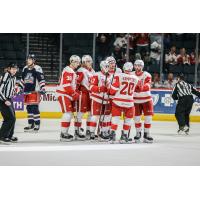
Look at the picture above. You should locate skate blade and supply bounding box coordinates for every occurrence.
[143,139,153,143]
[24,130,38,133]
[177,130,189,135]
[185,131,189,135]
[110,140,118,144]
[10,141,18,143]
[74,137,86,141]
[90,139,98,142]
[24,130,34,133]
[85,136,91,140]
[98,137,109,142]
[90,136,98,141]
[33,130,39,133]
[119,140,133,144]
[177,130,184,134]
[0,141,11,145]
[134,139,141,143]
[60,138,73,142]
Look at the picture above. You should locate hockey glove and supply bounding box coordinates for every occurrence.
[99,86,107,93]
[39,88,46,95]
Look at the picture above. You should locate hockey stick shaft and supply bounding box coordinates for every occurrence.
[96,73,109,135]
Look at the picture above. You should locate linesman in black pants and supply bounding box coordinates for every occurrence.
[172,73,200,134]
[0,63,19,144]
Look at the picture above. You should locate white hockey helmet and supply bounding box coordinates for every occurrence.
[106,56,116,64]
[134,59,144,68]
[69,55,81,63]
[82,55,93,63]
[100,60,109,73]
[123,62,133,72]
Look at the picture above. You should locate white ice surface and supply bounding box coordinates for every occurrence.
[0,119,200,166]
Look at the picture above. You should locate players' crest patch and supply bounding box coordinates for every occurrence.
[152,94,159,106]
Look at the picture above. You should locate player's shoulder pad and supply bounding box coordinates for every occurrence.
[116,67,122,73]
[131,73,139,79]
[77,67,86,73]
[116,72,124,77]
[95,71,101,75]
[91,69,95,74]
[22,65,28,72]
[34,65,43,73]
[144,71,152,78]
[63,66,74,73]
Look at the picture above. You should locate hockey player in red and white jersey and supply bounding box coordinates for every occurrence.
[132,59,154,143]
[75,55,95,139]
[105,56,122,132]
[109,62,139,143]
[56,55,83,141]
[89,61,112,140]
[106,56,122,76]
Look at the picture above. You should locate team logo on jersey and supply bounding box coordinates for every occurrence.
[24,73,34,84]
[151,94,159,106]
[100,76,106,85]
[161,94,174,107]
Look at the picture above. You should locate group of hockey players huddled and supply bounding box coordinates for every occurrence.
[56,55,154,144]
[14,53,153,144]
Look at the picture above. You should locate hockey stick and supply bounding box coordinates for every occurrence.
[97,65,118,136]
[96,72,109,136]
[100,67,117,135]
[74,96,80,136]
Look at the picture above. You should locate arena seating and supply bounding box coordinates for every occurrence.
[0,33,199,85]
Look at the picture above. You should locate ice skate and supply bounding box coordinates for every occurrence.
[119,131,132,144]
[98,131,110,142]
[85,130,91,140]
[74,129,86,141]
[24,124,35,132]
[9,137,18,142]
[0,138,11,145]
[60,133,73,142]
[33,125,40,133]
[134,132,141,143]
[90,132,98,140]
[178,126,189,135]
[184,126,190,135]
[143,132,153,143]
[109,130,116,144]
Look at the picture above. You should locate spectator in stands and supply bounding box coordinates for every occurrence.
[190,51,196,65]
[165,46,177,65]
[177,48,190,65]
[164,34,171,49]
[113,34,127,53]
[150,38,161,65]
[163,73,176,88]
[113,34,126,47]
[149,33,162,43]
[151,72,163,88]
[135,33,150,57]
[126,33,137,56]
[96,34,112,70]
[143,52,151,65]
[111,45,126,67]
[135,53,141,60]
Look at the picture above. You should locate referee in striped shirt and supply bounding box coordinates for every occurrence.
[172,73,200,134]
[0,63,19,143]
